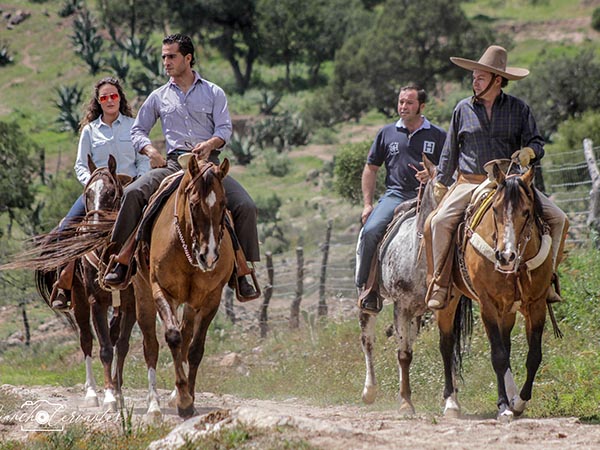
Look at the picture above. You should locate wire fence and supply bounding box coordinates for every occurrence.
[230,140,599,327]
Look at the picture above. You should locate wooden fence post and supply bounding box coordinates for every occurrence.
[318,220,332,317]
[259,251,274,338]
[289,246,303,328]
[223,286,235,324]
[583,138,600,246]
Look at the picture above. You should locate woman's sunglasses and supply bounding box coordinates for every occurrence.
[98,93,120,103]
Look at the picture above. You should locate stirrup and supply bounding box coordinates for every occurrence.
[102,255,134,291]
[233,269,261,302]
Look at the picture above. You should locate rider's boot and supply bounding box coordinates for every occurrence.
[50,260,76,311]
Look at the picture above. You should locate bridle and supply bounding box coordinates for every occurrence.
[173,161,226,269]
[491,175,534,274]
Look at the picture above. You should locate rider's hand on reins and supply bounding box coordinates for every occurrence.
[511,147,535,167]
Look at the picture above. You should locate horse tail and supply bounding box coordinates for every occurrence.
[547,303,563,339]
[452,294,473,380]
[34,268,78,332]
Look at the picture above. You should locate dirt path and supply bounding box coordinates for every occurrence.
[1,384,600,449]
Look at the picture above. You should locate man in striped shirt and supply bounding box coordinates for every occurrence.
[425,45,568,310]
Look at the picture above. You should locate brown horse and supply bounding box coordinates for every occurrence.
[134,156,234,419]
[436,163,559,422]
[71,155,138,411]
[34,155,136,410]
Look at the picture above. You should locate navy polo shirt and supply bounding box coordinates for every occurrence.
[367,117,446,197]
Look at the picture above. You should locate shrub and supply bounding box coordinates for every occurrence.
[592,7,600,32]
[0,41,13,66]
[54,84,83,134]
[58,0,83,17]
[71,8,104,74]
[264,150,291,177]
[252,112,310,152]
[333,141,385,205]
[228,132,256,166]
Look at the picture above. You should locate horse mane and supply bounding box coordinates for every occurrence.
[0,214,115,272]
[501,175,544,229]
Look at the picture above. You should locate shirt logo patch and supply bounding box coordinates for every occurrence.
[423,141,435,154]
[389,142,400,155]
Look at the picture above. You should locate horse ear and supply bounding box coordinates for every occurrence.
[521,165,535,186]
[219,158,230,178]
[108,154,117,176]
[422,154,436,179]
[117,174,133,187]
[187,153,200,177]
[492,163,505,184]
[87,154,97,173]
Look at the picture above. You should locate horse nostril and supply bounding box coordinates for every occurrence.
[495,250,502,262]
[508,253,516,262]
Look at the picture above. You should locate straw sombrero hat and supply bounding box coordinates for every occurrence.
[450,45,529,80]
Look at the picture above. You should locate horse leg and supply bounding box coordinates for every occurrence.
[186,304,220,406]
[134,280,161,419]
[168,304,194,408]
[360,311,378,404]
[436,293,461,417]
[480,304,513,422]
[511,300,546,416]
[153,286,195,419]
[113,287,137,407]
[499,314,518,410]
[90,299,118,412]
[394,303,418,415]
[73,282,99,407]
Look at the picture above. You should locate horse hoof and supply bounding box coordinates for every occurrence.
[362,386,377,404]
[167,389,177,408]
[145,408,162,424]
[104,400,118,412]
[498,409,514,423]
[398,401,415,416]
[84,395,99,408]
[443,396,461,418]
[509,395,527,416]
[177,404,197,419]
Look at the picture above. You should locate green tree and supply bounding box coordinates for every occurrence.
[331,0,497,118]
[97,0,167,40]
[511,47,600,140]
[256,0,369,87]
[0,122,43,236]
[168,0,260,94]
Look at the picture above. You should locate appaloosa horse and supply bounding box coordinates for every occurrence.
[436,162,563,422]
[134,155,235,419]
[359,156,465,413]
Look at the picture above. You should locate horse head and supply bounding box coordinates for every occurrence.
[181,155,229,271]
[490,163,536,273]
[84,154,130,225]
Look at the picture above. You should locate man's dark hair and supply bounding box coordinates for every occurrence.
[400,84,427,105]
[163,34,195,67]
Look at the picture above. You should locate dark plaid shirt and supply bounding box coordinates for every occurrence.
[437,91,545,186]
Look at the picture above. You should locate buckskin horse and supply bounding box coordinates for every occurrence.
[436,162,563,422]
[133,155,234,419]
[359,156,462,413]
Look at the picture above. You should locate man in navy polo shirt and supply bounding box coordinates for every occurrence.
[356,85,446,314]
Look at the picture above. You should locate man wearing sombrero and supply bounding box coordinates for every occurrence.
[424,45,568,309]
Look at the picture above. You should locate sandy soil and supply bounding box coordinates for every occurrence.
[1,384,600,449]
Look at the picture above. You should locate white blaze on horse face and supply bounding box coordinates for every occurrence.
[206,190,217,208]
[500,203,517,267]
[204,223,219,268]
[89,179,105,224]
